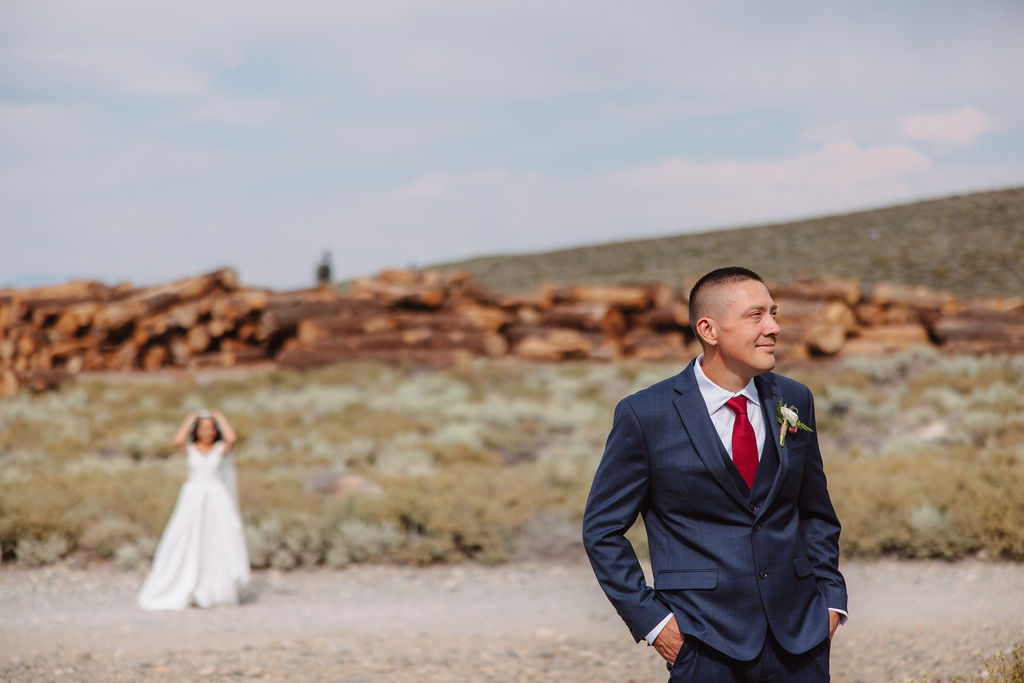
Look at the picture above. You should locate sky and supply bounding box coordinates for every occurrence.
[2,1,1022,290]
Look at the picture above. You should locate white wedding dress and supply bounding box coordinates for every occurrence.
[138,441,251,610]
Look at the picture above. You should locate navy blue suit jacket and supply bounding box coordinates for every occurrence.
[582,360,847,661]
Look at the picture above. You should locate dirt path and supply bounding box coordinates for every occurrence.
[2,557,1022,682]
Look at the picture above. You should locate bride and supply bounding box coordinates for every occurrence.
[138,410,251,610]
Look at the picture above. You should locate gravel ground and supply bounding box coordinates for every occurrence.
[1,557,1022,682]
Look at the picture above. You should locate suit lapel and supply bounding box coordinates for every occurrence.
[755,373,789,516]
[672,361,750,511]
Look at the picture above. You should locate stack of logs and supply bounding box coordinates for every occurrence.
[2,267,1022,396]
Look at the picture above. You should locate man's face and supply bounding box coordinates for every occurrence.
[708,279,781,378]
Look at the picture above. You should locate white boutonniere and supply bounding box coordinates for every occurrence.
[776,400,812,446]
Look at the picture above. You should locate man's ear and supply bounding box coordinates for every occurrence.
[695,317,717,347]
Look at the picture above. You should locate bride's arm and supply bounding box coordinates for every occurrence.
[212,410,238,453]
[174,412,198,454]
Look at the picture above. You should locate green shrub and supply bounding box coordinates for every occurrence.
[114,537,157,570]
[15,534,69,566]
[324,520,400,564]
[78,518,143,559]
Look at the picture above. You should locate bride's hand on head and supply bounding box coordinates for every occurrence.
[210,411,238,451]
[174,412,199,451]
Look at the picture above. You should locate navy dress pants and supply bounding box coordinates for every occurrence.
[667,632,830,683]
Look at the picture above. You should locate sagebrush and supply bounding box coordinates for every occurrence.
[2,349,1023,567]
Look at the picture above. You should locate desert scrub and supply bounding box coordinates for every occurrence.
[0,457,179,561]
[2,352,1024,565]
[829,445,1024,559]
[973,642,1024,683]
[791,351,1024,559]
[14,534,70,566]
[323,519,401,566]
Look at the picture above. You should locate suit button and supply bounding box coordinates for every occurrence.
[759,571,768,579]
[753,524,761,532]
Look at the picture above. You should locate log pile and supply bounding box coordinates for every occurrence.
[0,269,269,396]
[2,268,1022,396]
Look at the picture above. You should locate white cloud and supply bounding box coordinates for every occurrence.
[4,137,1022,290]
[3,45,209,99]
[6,2,1020,107]
[2,1,1024,289]
[327,142,944,275]
[596,143,932,216]
[900,107,993,147]
[174,94,295,129]
[0,102,98,155]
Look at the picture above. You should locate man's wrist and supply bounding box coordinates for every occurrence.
[828,607,849,625]
[645,613,674,644]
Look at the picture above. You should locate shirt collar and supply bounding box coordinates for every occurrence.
[693,354,760,413]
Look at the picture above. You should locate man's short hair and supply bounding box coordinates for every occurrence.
[688,266,765,336]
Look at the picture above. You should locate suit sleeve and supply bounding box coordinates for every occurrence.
[796,390,849,613]
[582,399,672,642]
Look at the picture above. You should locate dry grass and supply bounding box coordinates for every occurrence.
[2,350,1023,568]
[981,642,1024,683]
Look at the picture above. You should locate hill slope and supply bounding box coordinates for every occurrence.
[434,187,1024,298]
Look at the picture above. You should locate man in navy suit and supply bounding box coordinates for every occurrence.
[582,267,847,681]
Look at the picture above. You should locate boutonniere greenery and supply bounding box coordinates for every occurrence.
[776,400,812,446]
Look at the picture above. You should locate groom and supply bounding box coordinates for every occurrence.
[582,267,847,681]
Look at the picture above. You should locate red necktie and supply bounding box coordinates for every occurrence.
[725,396,758,489]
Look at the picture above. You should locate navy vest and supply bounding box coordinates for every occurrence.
[717,404,780,504]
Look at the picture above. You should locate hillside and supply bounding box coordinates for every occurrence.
[433,187,1024,298]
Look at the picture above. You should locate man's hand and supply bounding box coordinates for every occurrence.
[652,615,684,664]
[829,610,840,639]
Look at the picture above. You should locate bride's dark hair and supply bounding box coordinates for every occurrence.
[189,416,224,444]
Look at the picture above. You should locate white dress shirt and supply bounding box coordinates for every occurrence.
[693,353,766,463]
[644,355,846,645]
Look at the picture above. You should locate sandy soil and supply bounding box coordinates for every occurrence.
[2,557,1022,682]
